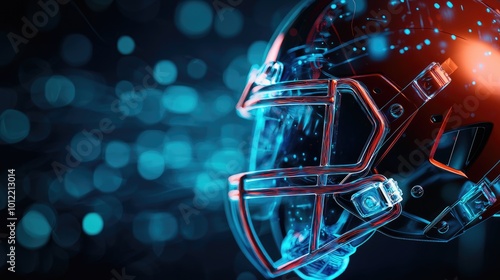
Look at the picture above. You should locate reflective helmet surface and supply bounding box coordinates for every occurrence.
[226,1,500,279]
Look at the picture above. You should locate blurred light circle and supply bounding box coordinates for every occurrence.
[52,213,81,248]
[82,212,104,236]
[85,0,114,12]
[153,60,177,85]
[136,89,165,125]
[138,150,165,180]
[163,139,192,169]
[175,1,213,37]
[148,212,178,242]
[70,131,102,162]
[0,109,30,143]
[61,34,93,67]
[18,210,52,249]
[133,212,178,243]
[223,55,250,91]
[162,85,198,114]
[180,213,208,240]
[117,35,135,55]
[93,164,123,193]
[187,58,207,79]
[64,168,93,198]
[247,40,268,65]
[44,75,76,107]
[136,130,165,153]
[115,80,134,97]
[214,95,234,115]
[214,8,244,38]
[105,141,131,168]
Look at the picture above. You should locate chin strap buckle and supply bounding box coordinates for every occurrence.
[351,178,403,218]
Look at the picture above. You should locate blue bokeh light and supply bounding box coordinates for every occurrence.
[175,1,213,37]
[105,141,131,168]
[138,150,165,180]
[64,168,94,198]
[187,58,207,79]
[133,212,178,243]
[247,40,268,65]
[153,60,178,85]
[164,139,193,169]
[93,164,123,193]
[214,8,244,38]
[61,34,93,66]
[117,35,135,55]
[18,210,52,249]
[82,212,104,236]
[162,85,198,114]
[0,109,30,143]
[44,75,76,107]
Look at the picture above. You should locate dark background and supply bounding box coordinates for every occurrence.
[0,1,500,280]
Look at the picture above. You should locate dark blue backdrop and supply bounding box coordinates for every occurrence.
[0,1,499,280]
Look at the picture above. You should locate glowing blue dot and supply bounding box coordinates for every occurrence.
[472,81,476,85]
[434,28,439,33]
[404,29,411,35]
[164,140,192,169]
[404,46,409,51]
[331,4,337,9]
[138,150,165,180]
[390,45,395,49]
[93,164,123,193]
[447,1,453,8]
[64,168,93,198]
[117,35,135,55]
[0,109,30,143]
[82,212,104,236]
[18,210,52,249]
[469,28,473,33]
[162,85,198,114]
[215,8,243,38]
[424,39,431,45]
[368,35,389,61]
[247,40,268,65]
[187,58,207,79]
[399,49,405,54]
[45,75,75,107]
[148,212,178,242]
[175,1,213,37]
[451,34,457,40]
[416,44,422,50]
[153,60,177,85]
[61,34,93,66]
[105,141,131,168]
[477,21,482,26]
[434,3,440,9]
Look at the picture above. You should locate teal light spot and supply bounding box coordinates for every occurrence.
[61,34,93,66]
[70,131,101,162]
[45,75,76,107]
[368,35,388,61]
[82,212,104,236]
[117,35,135,55]
[153,60,177,85]
[214,8,244,38]
[477,21,482,26]
[138,150,165,180]
[434,3,440,9]
[148,212,178,242]
[18,210,52,249]
[434,28,439,33]
[187,58,207,79]
[115,80,134,97]
[64,168,93,198]
[447,1,453,8]
[175,1,213,37]
[416,44,422,50]
[136,130,165,153]
[162,85,198,114]
[451,34,457,40]
[214,95,234,115]
[404,29,410,35]
[93,164,123,193]
[247,41,268,65]
[105,141,131,168]
[0,109,30,143]
[223,55,250,91]
[164,140,192,169]
[136,89,165,125]
[424,39,431,45]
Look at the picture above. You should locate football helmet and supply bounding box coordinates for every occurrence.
[226,1,500,279]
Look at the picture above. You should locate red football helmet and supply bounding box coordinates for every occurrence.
[226,1,500,279]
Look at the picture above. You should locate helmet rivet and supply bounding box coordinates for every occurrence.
[411,185,424,198]
[437,221,449,234]
[389,103,404,118]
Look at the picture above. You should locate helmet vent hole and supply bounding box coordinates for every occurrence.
[372,88,382,94]
[430,114,443,123]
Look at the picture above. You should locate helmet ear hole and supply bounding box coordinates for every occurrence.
[372,88,382,95]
